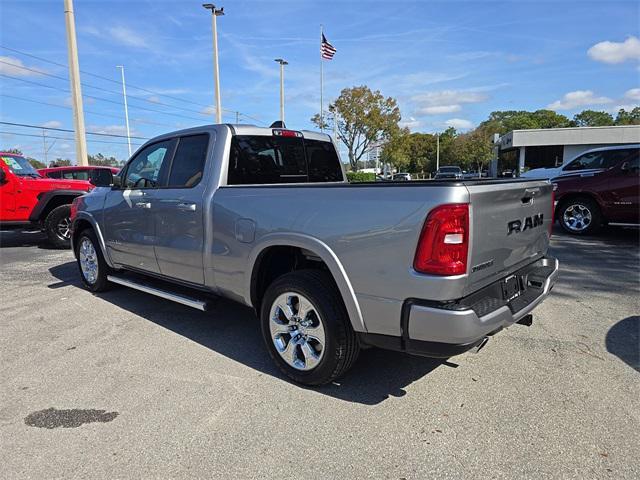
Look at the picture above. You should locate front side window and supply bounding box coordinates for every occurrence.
[123,140,174,188]
[167,134,209,188]
[228,135,307,185]
[564,151,608,171]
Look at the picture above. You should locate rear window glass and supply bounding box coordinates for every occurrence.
[228,135,342,185]
[228,136,307,185]
[305,139,343,182]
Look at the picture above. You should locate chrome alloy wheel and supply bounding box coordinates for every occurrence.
[79,237,99,284]
[269,292,326,371]
[57,217,71,239]
[563,203,592,232]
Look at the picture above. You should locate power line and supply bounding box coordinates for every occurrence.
[0,130,143,146]
[0,120,149,140]
[0,93,179,128]
[0,44,265,123]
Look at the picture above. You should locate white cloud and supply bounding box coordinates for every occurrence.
[445,118,473,130]
[399,117,422,130]
[41,121,62,129]
[587,36,640,64]
[624,88,640,101]
[547,90,613,110]
[87,125,131,136]
[201,105,217,116]
[412,90,488,116]
[108,26,149,48]
[0,56,43,77]
[147,96,161,104]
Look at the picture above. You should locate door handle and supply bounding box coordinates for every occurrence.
[176,202,196,211]
[134,201,151,209]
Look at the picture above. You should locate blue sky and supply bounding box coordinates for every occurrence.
[1,0,639,163]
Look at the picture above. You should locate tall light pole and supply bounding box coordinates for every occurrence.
[274,58,288,124]
[116,65,132,157]
[63,0,88,165]
[436,132,440,172]
[203,4,224,124]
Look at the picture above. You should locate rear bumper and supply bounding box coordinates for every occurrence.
[359,256,559,357]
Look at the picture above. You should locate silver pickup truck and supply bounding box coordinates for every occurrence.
[70,124,559,385]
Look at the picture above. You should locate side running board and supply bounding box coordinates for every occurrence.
[107,275,213,311]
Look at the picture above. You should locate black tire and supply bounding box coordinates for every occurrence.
[44,204,72,248]
[260,270,360,386]
[75,228,112,292]
[558,197,602,235]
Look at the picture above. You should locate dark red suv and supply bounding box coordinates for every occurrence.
[553,147,639,234]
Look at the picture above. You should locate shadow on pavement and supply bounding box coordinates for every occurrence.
[606,316,639,372]
[48,261,442,405]
[0,231,57,249]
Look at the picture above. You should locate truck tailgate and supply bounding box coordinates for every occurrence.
[464,180,553,295]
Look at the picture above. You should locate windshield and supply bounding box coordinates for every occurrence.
[1,154,41,177]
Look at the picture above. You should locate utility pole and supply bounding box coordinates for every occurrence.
[436,132,440,171]
[274,59,288,124]
[63,0,88,166]
[116,66,132,157]
[203,4,224,124]
[42,129,47,165]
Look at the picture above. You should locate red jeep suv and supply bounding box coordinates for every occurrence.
[553,146,639,235]
[0,152,93,247]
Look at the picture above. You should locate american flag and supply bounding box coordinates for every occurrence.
[321,33,336,60]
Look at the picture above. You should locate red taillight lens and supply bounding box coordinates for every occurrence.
[413,203,469,276]
[273,129,302,138]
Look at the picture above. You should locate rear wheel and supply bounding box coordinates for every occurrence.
[260,270,360,386]
[76,229,112,292]
[558,197,601,235]
[44,204,72,248]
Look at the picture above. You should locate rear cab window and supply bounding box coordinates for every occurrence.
[167,134,209,188]
[227,133,343,185]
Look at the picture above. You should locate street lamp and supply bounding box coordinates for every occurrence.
[202,4,224,124]
[116,65,132,157]
[274,58,288,124]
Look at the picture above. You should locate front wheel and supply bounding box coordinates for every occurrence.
[44,204,72,248]
[76,229,112,292]
[558,198,601,235]
[260,270,360,386]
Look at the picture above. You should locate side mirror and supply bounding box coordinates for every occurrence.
[90,170,114,187]
[0,169,6,184]
[111,175,122,188]
[620,162,630,172]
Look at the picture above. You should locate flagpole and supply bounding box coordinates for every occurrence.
[320,24,324,133]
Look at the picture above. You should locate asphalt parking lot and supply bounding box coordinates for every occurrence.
[1,226,638,479]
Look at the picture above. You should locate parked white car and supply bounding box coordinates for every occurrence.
[520,144,640,180]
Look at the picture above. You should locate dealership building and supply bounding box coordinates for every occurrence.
[493,125,640,175]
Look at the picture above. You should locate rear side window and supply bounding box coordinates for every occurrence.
[46,170,62,178]
[305,139,342,182]
[167,134,209,188]
[228,135,307,185]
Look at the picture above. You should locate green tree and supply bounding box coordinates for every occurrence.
[311,85,401,171]
[573,110,615,127]
[28,158,46,169]
[479,109,573,134]
[1,148,23,155]
[50,158,72,167]
[615,107,640,125]
[88,152,121,166]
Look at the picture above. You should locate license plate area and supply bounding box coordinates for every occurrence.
[501,274,524,301]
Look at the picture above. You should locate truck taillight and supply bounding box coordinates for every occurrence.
[414,204,469,276]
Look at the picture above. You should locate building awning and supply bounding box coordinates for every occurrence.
[498,125,640,149]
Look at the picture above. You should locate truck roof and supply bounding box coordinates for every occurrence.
[146,124,333,144]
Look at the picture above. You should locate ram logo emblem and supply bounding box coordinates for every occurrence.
[508,214,544,235]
